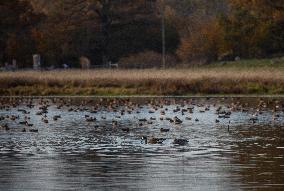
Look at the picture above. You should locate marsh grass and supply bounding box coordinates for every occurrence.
[0,67,284,96]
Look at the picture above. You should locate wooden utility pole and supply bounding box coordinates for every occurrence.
[161,0,166,69]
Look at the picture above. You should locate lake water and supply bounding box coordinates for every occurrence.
[0,97,283,190]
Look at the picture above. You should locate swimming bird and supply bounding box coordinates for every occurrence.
[42,119,49,124]
[166,117,174,123]
[53,115,61,121]
[29,129,39,133]
[121,127,130,132]
[141,136,166,144]
[0,124,9,131]
[112,120,118,126]
[86,117,96,122]
[173,139,188,146]
[19,121,27,125]
[185,117,192,120]
[174,116,183,124]
[139,118,147,122]
[160,128,170,132]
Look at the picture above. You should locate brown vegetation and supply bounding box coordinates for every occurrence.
[1,67,284,96]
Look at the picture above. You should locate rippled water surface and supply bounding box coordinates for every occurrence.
[0,97,284,190]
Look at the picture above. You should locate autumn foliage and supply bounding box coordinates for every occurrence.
[177,18,224,64]
[0,0,283,68]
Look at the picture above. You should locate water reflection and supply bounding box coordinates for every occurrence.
[230,125,284,189]
[0,97,283,190]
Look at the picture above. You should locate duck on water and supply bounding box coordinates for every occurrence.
[141,136,188,146]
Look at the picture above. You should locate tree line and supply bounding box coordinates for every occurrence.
[0,0,283,68]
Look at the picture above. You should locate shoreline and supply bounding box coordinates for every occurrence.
[1,63,284,96]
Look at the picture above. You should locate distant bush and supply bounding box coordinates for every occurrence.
[119,51,177,69]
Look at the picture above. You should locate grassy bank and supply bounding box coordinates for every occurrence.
[208,57,284,68]
[1,59,284,96]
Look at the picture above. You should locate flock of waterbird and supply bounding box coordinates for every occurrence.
[0,97,283,146]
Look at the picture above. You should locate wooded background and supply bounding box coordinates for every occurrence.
[0,0,283,68]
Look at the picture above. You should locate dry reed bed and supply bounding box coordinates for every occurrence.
[0,68,284,95]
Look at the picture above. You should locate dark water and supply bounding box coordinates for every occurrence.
[0,97,284,190]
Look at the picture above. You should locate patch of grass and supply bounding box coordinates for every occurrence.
[208,57,284,69]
